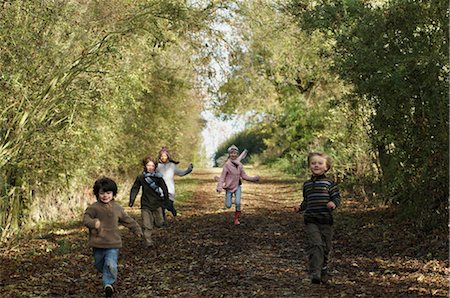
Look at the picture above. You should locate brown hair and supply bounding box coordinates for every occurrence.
[307,152,332,172]
[142,156,157,170]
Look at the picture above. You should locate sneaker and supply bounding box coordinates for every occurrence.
[311,275,321,284]
[144,241,155,249]
[104,284,114,297]
[321,267,329,284]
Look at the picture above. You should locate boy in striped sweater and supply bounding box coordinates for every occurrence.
[294,152,341,284]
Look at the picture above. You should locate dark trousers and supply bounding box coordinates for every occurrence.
[162,200,176,221]
[141,208,164,246]
[305,223,333,278]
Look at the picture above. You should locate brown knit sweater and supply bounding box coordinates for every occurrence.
[83,200,142,248]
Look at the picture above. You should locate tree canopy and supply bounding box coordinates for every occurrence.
[0,0,447,241]
[0,0,217,240]
[212,0,448,230]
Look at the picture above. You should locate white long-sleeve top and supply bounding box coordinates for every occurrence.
[157,162,192,201]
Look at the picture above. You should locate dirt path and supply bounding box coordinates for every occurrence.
[0,168,448,297]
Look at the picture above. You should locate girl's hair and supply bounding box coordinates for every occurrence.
[93,177,118,198]
[158,146,179,164]
[142,156,158,170]
[307,152,332,171]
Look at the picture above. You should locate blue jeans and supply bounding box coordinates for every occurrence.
[93,248,119,287]
[225,186,241,211]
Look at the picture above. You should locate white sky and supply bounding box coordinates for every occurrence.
[198,5,247,166]
[201,110,245,166]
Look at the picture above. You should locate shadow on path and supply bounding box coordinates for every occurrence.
[0,168,447,297]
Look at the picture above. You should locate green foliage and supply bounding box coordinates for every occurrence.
[213,128,269,166]
[1,0,445,239]
[0,0,216,241]
[288,0,448,229]
[212,0,372,183]
[212,0,447,230]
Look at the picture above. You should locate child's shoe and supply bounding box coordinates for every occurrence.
[104,284,114,297]
[144,240,155,249]
[320,267,329,284]
[234,211,241,225]
[311,274,321,284]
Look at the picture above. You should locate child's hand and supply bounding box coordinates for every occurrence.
[293,206,300,213]
[327,201,336,210]
[94,219,101,229]
[216,188,221,194]
[255,176,260,182]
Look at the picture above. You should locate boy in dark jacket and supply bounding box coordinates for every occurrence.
[129,156,170,248]
[294,152,341,284]
[83,177,142,297]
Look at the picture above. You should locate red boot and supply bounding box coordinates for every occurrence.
[234,211,241,225]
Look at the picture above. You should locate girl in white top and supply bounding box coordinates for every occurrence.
[157,147,193,220]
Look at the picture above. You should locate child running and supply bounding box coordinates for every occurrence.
[216,145,259,225]
[83,177,142,297]
[157,146,193,221]
[129,156,170,248]
[294,152,341,284]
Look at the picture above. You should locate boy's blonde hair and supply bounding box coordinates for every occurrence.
[307,152,332,172]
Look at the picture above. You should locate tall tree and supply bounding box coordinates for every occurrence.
[212,0,372,179]
[0,0,215,241]
[287,0,448,228]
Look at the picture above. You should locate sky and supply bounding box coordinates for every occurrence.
[201,110,246,166]
[198,7,245,166]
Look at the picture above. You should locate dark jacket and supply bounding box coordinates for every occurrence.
[129,173,170,211]
[299,174,341,225]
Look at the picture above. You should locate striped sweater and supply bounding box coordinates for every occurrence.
[299,174,340,225]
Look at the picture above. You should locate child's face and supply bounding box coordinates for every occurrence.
[309,155,328,176]
[229,150,239,160]
[160,153,169,163]
[145,161,156,173]
[98,190,113,204]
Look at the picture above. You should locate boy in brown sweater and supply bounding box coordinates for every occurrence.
[83,177,142,297]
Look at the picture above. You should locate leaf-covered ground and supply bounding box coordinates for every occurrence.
[0,168,448,297]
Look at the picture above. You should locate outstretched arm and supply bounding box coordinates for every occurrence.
[83,207,99,229]
[236,149,248,162]
[298,185,307,211]
[216,166,228,193]
[328,181,340,210]
[240,168,260,182]
[119,206,142,236]
[129,177,141,207]
[174,163,193,176]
